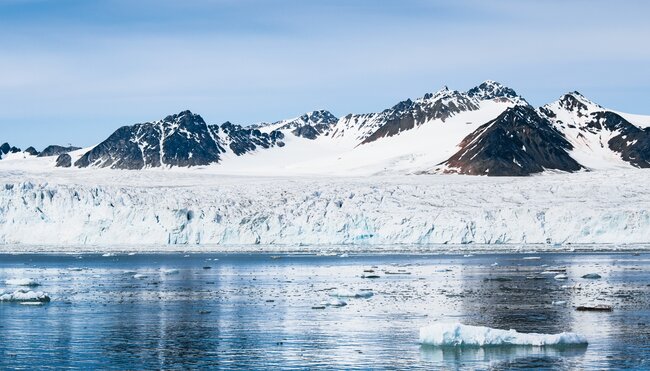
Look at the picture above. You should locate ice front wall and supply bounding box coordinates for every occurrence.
[0,171,649,246]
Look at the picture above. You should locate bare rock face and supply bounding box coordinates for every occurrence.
[75,110,284,170]
[360,89,481,145]
[38,145,81,157]
[55,153,72,168]
[587,111,650,168]
[437,105,583,176]
[0,142,21,158]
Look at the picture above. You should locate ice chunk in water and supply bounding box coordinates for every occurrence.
[419,323,587,347]
[0,289,51,303]
[321,299,347,307]
[5,278,40,287]
[329,289,373,298]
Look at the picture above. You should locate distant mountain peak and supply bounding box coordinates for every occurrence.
[467,80,522,102]
[556,92,602,112]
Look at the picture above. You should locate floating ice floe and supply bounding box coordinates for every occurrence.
[102,253,115,257]
[552,300,567,306]
[5,278,40,287]
[321,299,347,307]
[162,269,180,275]
[329,289,373,299]
[523,256,541,260]
[554,274,569,280]
[0,289,51,303]
[133,274,148,279]
[581,273,602,279]
[419,323,587,347]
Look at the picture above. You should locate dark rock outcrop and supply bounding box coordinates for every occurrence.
[437,105,583,176]
[55,153,72,168]
[467,80,522,101]
[0,142,21,157]
[587,112,650,168]
[75,110,284,169]
[220,121,284,156]
[254,110,338,140]
[38,145,81,157]
[361,89,480,145]
[24,146,40,156]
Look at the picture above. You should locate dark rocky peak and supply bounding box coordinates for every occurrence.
[55,153,72,168]
[435,105,583,176]
[296,110,338,126]
[217,121,284,155]
[251,110,338,140]
[76,110,225,169]
[0,142,21,155]
[585,111,650,168]
[555,92,602,116]
[24,146,39,156]
[38,145,81,157]
[360,90,479,145]
[467,80,522,102]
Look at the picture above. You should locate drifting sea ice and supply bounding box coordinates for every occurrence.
[329,289,374,298]
[5,278,40,287]
[321,298,347,307]
[419,323,587,347]
[0,289,51,303]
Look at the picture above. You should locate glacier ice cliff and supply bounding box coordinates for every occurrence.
[0,171,649,247]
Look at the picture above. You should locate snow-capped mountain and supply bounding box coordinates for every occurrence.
[435,105,582,176]
[3,81,649,176]
[75,110,285,169]
[540,92,650,169]
[253,110,339,140]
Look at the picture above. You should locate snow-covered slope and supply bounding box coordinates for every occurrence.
[541,92,650,169]
[0,170,648,247]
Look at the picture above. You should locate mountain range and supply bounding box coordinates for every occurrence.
[2,81,649,176]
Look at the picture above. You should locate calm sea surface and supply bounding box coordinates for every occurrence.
[0,252,648,370]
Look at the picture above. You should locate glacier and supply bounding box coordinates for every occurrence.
[0,168,649,249]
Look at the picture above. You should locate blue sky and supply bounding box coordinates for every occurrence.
[1,0,649,149]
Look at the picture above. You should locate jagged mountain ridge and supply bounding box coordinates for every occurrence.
[3,81,649,176]
[75,110,285,169]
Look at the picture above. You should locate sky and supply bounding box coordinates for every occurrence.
[1,0,649,149]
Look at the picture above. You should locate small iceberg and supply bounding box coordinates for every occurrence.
[523,257,541,260]
[322,298,347,307]
[419,323,587,347]
[5,278,40,287]
[102,253,116,257]
[581,273,602,279]
[554,274,569,280]
[162,269,180,275]
[329,289,373,299]
[133,274,148,279]
[0,289,51,303]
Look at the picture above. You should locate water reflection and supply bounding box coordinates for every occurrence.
[0,253,647,369]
